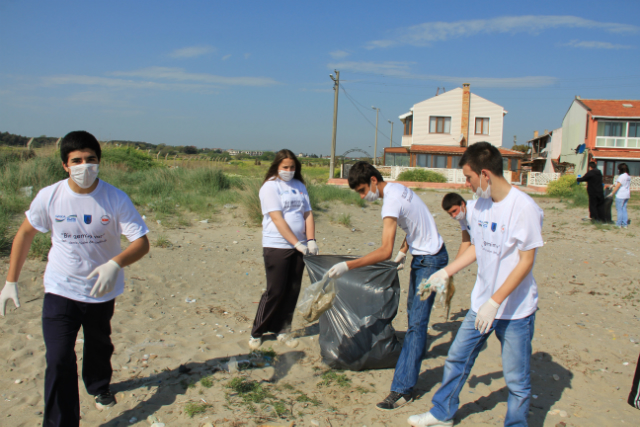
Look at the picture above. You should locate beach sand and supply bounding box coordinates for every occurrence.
[1,190,639,426]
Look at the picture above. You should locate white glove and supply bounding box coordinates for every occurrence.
[88,260,121,298]
[419,268,449,300]
[328,262,349,279]
[394,251,407,270]
[475,298,500,334]
[1,281,20,316]
[307,240,319,255]
[605,193,613,199]
[294,241,309,255]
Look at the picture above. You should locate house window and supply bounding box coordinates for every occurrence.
[451,156,461,169]
[429,116,451,134]
[475,117,489,135]
[385,153,410,166]
[416,154,430,167]
[404,117,413,135]
[434,155,447,168]
[597,121,626,137]
[416,154,447,168]
[511,158,518,171]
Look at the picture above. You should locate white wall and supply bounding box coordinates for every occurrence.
[412,88,464,146]
[560,100,589,175]
[468,93,505,147]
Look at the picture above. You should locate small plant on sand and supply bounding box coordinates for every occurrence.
[250,347,276,359]
[317,370,351,388]
[295,391,321,405]
[154,234,172,248]
[200,376,214,388]
[184,402,209,417]
[227,377,272,404]
[336,213,352,228]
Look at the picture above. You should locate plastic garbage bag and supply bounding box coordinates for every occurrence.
[303,255,402,371]
[296,273,337,323]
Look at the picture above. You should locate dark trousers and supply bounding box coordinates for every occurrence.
[629,351,640,409]
[588,193,605,222]
[42,293,115,427]
[251,248,305,338]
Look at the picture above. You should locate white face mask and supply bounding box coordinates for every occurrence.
[69,163,99,189]
[453,208,465,221]
[364,181,379,202]
[278,170,295,182]
[475,175,491,199]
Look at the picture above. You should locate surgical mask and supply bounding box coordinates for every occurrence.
[453,209,465,221]
[475,175,491,199]
[278,170,295,182]
[364,181,379,202]
[69,164,99,189]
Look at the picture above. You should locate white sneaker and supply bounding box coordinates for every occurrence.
[248,336,262,350]
[407,412,453,427]
[277,333,299,348]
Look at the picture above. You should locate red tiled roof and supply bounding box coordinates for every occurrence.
[578,99,640,117]
[591,149,640,159]
[406,144,523,157]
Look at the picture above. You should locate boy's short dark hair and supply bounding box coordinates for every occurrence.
[348,161,384,189]
[459,142,503,176]
[442,193,466,211]
[60,131,102,164]
[588,161,597,169]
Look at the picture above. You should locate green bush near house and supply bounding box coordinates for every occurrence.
[397,169,447,183]
[546,174,578,197]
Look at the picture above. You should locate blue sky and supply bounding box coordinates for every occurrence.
[2,0,640,156]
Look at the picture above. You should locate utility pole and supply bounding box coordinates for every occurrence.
[372,106,379,165]
[329,70,340,180]
[388,120,394,147]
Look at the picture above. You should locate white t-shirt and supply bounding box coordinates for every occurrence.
[469,187,544,320]
[381,183,443,255]
[260,178,312,249]
[616,173,631,200]
[458,199,476,233]
[26,179,149,303]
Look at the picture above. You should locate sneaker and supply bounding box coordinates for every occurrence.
[95,390,116,411]
[407,411,453,427]
[249,336,262,350]
[277,333,299,348]
[375,391,413,411]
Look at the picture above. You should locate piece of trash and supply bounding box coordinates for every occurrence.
[224,204,237,209]
[553,374,560,381]
[228,356,238,374]
[532,394,538,399]
[351,228,356,232]
[199,219,209,223]
[14,379,22,384]
[233,241,238,244]
[156,220,161,225]
[129,417,137,423]
[216,334,224,338]
[142,215,146,221]
[623,362,629,366]
[558,410,567,418]
[297,273,336,323]
[185,298,197,303]
[19,186,33,197]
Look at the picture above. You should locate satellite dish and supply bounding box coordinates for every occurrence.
[459,134,465,142]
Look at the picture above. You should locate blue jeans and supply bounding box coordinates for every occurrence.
[390,244,448,395]
[430,310,535,427]
[616,198,629,227]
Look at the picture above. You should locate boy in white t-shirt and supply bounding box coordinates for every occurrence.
[327,161,448,411]
[441,193,476,260]
[408,142,544,427]
[0,131,150,427]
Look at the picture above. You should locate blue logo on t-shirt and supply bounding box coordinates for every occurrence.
[67,215,77,222]
[84,215,92,225]
[491,222,497,232]
[55,215,66,222]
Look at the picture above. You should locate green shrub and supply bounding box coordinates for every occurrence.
[241,179,263,225]
[397,169,447,183]
[184,402,208,417]
[546,174,578,197]
[0,147,36,168]
[307,182,365,209]
[101,147,157,171]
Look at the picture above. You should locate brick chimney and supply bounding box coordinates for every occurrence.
[461,83,470,147]
[533,130,539,138]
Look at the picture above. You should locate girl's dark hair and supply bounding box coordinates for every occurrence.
[60,130,102,164]
[263,149,304,184]
[618,163,629,174]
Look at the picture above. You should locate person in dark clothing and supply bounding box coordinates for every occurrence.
[577,162,605,222]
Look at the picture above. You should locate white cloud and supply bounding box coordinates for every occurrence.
[222,54,232,60]
[329,50,349,59]
[112,67,279,86]
[168,45,216,58]
[366,16,639,49]
[562,39,633,49]
[328,61,557,88]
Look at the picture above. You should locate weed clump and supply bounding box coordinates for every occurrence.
[200,376,214,388]
[317,370,351,388]
[184,402,209,417]
[397,169,447,183]
[154,235,172,248]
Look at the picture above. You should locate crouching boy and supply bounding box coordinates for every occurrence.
[441,193,475,260]
[0,131,150,427]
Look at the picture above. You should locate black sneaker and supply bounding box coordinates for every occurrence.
[95,390,116,411]
[375,391,413,411]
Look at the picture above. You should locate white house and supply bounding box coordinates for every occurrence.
[384,84,522,173]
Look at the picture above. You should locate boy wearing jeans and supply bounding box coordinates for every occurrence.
[0,131,150,427]
[328,161,448,411]
[408,142,543,427]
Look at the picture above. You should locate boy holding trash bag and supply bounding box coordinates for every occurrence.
[0,131,150,427]
[327,161,448,411]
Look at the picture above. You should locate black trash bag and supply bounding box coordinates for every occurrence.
[604,187,614,224]
[303,255,402,371]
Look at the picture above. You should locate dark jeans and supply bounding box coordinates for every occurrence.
[588,192,605,222]
[42,293,115,427]
[390,244,449,394]
[251,247,305,338]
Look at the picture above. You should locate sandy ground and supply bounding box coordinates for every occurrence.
[1,188,639,427]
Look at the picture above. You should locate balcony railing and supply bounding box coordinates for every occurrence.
[595,137,640,149]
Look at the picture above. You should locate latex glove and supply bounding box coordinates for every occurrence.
[419,268,449,300]
[328,262,349,279]
[307,240,319,255]
[294,241,309,255]
[394,251,407,270]
[474,298,500,334]
[88,260,121,298]
[605,193,614,199]
[0,281,20,316]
